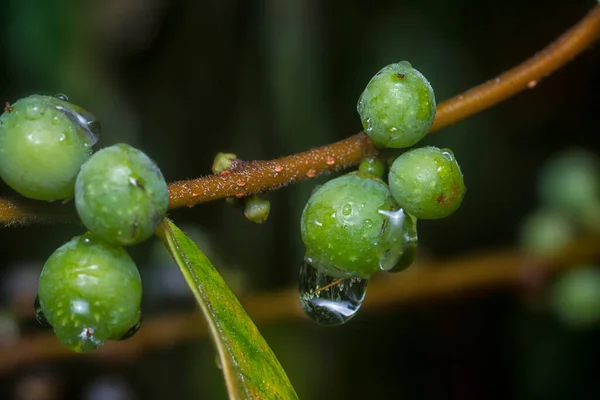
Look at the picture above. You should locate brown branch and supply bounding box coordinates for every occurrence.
[168,133,376,208]
[0,4,599,220]
[430,3,600,131]
[2,235,599,372]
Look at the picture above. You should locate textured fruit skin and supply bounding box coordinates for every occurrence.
[389,146,465,219]
[75,143,169,246]
[301,172,399,278]
[37,233,142,352]
[357,61,436,148]
[0,95,95,200]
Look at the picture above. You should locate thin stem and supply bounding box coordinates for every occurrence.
[2,235,598,372]
[430,3,600,131]
[1,5,599,221]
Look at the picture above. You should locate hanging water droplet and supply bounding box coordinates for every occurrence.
[215,354,223,370]
[298,259,368,326]
[34,296,52,329]
[54,93,69,101]
[376,209,418,272]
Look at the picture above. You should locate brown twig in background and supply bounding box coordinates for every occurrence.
[2,234,599,372]
[0,4,599,221]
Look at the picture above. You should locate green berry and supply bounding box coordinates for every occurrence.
[388,146,465,219]
[519,208,574,257]
[552,267,600,329]
[36,233,142,352]
[538,149,600,224]
[243,196,271,224]
[357,61,436,148]
[358,156,386,179]
[0,95,97,201]
[301,172,408,278]
[75,143,169,246]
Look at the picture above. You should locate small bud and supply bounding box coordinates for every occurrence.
[358,156,385,179]
[243,196,271,224]
[212,152,237,174]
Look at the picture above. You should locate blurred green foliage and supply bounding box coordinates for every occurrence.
[1,0,599,399]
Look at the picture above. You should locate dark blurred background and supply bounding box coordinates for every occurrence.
[1,0,599,399]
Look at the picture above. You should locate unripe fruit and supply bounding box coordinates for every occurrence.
[0,95,97,201]
[357,61,436,148]
[75,143,169,246]
[388,146,465,219]
[37,233,142,352]
[301,172,401,278]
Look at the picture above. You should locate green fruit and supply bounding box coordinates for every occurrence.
[357,61,436,148]
[519,208,574,257]
[0,94,97,201]
[358,156,385,179]
[538,149,600,227]
[301,172,409,278]
[243,195,271,224]
[388,146,465,219]
[36,233,142,352]
[75,143,169,246]
[553,267,600,328]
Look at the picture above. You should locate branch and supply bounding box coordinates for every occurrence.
[2,235,599,372]
[1,4,599,221]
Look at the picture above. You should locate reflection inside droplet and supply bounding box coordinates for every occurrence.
[298,259,368,326]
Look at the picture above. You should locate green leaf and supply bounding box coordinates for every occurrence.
[160,219,299,400]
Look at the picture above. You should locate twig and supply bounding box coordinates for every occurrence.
[1,5,599,221]
[2,234,599,372]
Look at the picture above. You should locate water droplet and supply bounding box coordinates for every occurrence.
[34,296,52,328]
[118,312,142,340]
[51,103,100,146]
[363,219,374,229]
[441,149,455,161]
[25,104,44,120]
[298,259,368,326]
[54,93,69,101]
[365,118,373,133]
[215,354,223,370]
[389,127,398,133]
[376,209,418,272]
[342,203,352,216]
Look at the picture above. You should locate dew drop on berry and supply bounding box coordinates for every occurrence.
[34,296,52,329]
[25,104,44,120]
[118,313,142,341]
[376,209,418,272]
[51,103,100,146]
[54,93,69,101]
[298,258,368,326]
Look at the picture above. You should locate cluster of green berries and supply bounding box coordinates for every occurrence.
[519,149,600,329]
[301,62,466,279]
[0,94,169,352]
